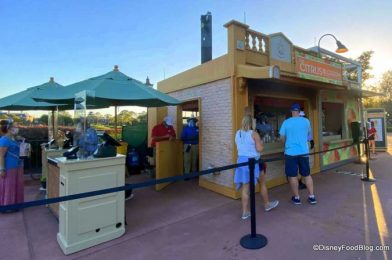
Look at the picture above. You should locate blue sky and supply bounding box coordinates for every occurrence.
[1,0,391,114]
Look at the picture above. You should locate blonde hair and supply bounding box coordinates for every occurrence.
[241,115,253,131]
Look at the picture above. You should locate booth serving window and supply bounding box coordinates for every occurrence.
[181,100,199,126]
[321,102,344,138]
[254,97,305,147]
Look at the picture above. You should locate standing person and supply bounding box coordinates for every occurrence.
[181,118,199,174]
[279,104,317,205]
[297,111,315,190]
[235,115,279,220]
[367,121,377,156]
[0,119,24,209]
[149,116,176,176]
[151,116,176,148]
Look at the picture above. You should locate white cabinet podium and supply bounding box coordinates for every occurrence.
[48,155,126,255]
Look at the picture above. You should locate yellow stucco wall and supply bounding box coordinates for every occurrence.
[158,54,230,94]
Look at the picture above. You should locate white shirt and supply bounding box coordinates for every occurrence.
[235,130,260,158]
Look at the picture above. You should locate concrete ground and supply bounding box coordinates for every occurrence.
[1,136,391,260]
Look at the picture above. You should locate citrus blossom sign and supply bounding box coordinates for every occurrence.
[295,51,343,85]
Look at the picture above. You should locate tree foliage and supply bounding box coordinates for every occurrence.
[58,111,73,126]
[39,114,49,125]
[137,112,147,122]
[364,70,392,122]
[378,70,392,102]
[357,51,374,85]
[118,110,136,125]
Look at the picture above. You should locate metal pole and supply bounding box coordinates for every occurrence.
[240,158,268,249]
[114,105,118,140]
[362,138,375,182]
[249,158,257,237]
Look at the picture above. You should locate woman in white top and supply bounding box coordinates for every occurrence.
[234,115,279,219]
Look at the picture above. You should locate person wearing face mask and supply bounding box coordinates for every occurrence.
[235,115,279,220]
[149,116,176,177]
[181,117,199,174]
[0,119,24,209]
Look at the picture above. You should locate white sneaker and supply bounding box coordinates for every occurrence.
[265,200,279,212]
[241,212,251,220]
[125,193,134,201]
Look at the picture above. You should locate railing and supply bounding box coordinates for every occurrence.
[245,29,269,55]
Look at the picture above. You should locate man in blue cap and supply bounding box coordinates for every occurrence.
[279,103,317,205]
[181,117,199,175]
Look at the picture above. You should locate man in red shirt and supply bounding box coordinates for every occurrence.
[149,117,176,175]
[151,116,176,147]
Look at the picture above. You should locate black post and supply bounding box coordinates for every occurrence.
[240,158,268,249]
[361,138,375,182]
[356,140,363,164]
[249,158,257,237]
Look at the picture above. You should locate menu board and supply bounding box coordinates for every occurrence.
[366,108,387,150]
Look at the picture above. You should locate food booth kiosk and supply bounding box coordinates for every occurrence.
[149,20,366,199]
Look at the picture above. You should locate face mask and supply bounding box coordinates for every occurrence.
[10,127,19,135]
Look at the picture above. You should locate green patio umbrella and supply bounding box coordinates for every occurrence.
[33,66,181,107]
[0,77,72,110]
[0,77,74,148]
[33,66,181,137]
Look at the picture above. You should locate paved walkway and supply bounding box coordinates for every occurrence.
[1,136,391,260]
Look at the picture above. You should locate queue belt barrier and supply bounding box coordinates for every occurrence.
[0,140,374,250]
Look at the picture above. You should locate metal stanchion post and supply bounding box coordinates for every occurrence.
[240,158,268,249]
[361,138,375,182]
[354,140,364,164]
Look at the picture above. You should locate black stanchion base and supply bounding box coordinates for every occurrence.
[240,234,268,249]
[361,177,376,182]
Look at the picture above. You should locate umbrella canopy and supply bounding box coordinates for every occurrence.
[0,77,72,110]
[33,66,181,107]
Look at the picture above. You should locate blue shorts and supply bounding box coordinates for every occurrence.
[234,156,260,190]
[285,155,310,177]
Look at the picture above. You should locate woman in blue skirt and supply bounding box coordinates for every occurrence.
[234,115,279,219]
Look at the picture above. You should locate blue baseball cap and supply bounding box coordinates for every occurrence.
[290,103,301,111]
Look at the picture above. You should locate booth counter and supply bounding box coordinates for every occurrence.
[42,147,67,179]
[47,155,126,255]
[43,148,67,217]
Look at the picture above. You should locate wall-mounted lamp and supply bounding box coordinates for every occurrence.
[318,33,348,56]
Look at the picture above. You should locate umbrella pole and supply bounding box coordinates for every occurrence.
[52,108,55,141]
[114,105,118,140]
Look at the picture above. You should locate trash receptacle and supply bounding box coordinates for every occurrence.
[121,123,147,149]
[122,123,147,171]
[116,141,128,155]
[351,121,362,143]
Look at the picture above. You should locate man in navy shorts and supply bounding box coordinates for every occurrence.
[279,103,317,205]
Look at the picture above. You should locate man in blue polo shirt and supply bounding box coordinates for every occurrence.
[279,103,317,205]
[181,117,199,174]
